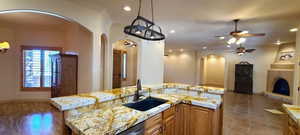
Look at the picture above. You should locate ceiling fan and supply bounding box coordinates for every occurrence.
[233,44,256,56]
[216,19,266,45]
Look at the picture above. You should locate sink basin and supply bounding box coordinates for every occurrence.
[123,97,168,111]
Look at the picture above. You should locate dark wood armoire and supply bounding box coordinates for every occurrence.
[234,61,253,94]
[51,54,78,98]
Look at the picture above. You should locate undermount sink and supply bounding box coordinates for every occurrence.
[123,97,168,111]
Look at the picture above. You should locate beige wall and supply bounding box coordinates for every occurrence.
[164,50,198,85]
[138,40,165,88]
[200,45,279,93]
[202,55,225,87]
[164,45,278,93]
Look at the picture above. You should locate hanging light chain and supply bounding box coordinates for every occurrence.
[138,0,142,16]
[151,0,154,22]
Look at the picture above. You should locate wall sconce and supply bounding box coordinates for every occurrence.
[0,41,10,53]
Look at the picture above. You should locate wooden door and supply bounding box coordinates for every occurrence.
[113,50,122,88]
[190,106,211,135]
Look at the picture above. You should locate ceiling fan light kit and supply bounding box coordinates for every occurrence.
[124,0,165,41]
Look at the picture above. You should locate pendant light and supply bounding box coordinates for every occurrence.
[124,0,165,41]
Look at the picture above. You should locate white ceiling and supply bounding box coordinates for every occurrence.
[1,0,300,51]
[71,0,300,50]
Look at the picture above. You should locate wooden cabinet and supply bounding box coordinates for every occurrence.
[175,104,191,135]
[51,54,78,97]
[285,115,299,135]
[145,113,163,135]
[140,104,221,135]
[163,107,176,135]
[174,104,221,135]
[190,106,212,135]
[189,106,221,135]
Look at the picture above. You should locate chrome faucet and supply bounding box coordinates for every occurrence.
[134,79,142,101]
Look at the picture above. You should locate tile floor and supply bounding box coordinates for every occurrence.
[0,92,286,135]
[223,92,286,135]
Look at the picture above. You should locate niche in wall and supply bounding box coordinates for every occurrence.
[201,55,226,88]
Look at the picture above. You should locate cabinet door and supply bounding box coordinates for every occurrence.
[190,106,211,135]
[175,104,184,135]
[163,115,175,135]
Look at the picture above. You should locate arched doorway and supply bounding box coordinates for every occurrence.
[100,34,108,90]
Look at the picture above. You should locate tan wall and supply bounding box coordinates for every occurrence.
[203,55,225,87]
[0,21,92,101]
[64,23,93,93]
[164,50,197,85]
[0,24,66,100]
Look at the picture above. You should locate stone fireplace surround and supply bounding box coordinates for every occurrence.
[266,63,294,102]
[265,43,295,103]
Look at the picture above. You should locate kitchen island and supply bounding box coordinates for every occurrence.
[50,83,224,135]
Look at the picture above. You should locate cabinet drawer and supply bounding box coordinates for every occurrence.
[163,107,175,119]
[145,124,162,135]
[145,113,162,129]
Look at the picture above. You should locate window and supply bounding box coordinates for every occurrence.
[21,46,61,91]
[121,52,127,79]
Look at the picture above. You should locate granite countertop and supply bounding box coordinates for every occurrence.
[58,89,222,135]
[50,84,224,111]
[283,104,300,124]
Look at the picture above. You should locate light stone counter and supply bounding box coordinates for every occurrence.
[57,88,222,135]
[283,104,300,124]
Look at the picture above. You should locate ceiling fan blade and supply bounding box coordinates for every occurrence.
[246,49,256,53]
[237,33,266,37]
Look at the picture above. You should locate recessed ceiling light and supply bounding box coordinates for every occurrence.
[218,36,225,40]
[123,6,132,12]
[180,48,184,52]
[275,40,281,45]
[202,46,207,50]
[169,30,176,34]
[290,28,298,32]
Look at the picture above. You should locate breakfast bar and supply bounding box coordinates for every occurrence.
[50,83,224,135]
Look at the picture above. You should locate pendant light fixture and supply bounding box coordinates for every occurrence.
[124,0,165,41]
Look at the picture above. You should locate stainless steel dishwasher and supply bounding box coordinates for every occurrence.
[118,121,145,135]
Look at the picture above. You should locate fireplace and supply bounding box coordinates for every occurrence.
[265,43,295,102]
[273,78,290,96]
